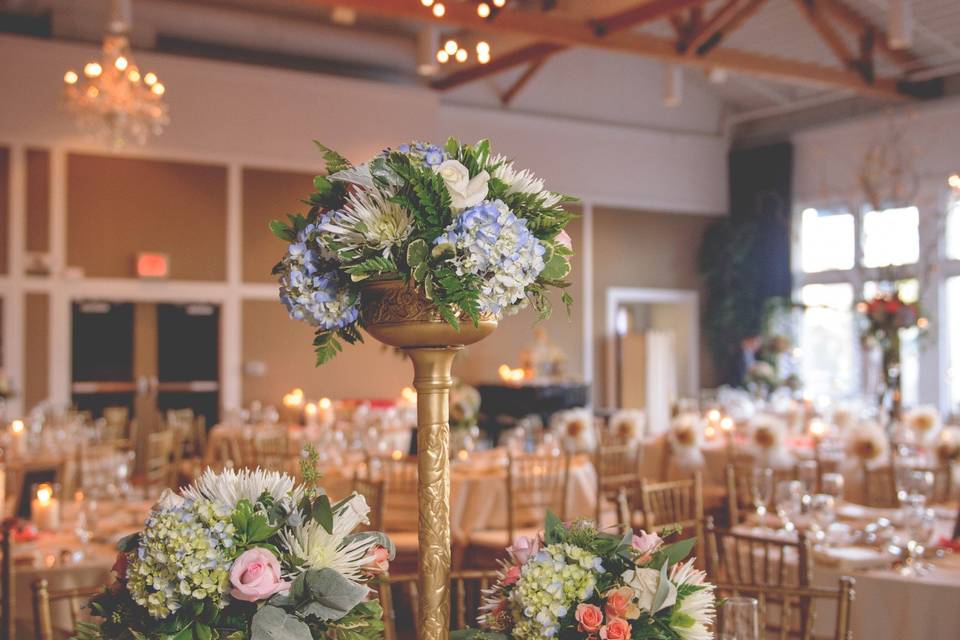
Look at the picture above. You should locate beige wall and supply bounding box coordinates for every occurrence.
[0,147,7,275]
[24,293,49,410]
[243,168,314,284]
[66,153,227,281]
[593,207,717,405]
[242,299,412,406]
[453,210,584,386]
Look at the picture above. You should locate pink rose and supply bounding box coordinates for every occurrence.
[631,531,662,560]
[600,617,631,640]
[229,548,290,603]
[501,564,521,586]
[604,586,639,620]
[555,230,573,251]
[507,535,540,565]
[365,546,390,575]
[576,603,603,633]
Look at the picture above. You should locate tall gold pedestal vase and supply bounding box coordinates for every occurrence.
[359,279,496,640]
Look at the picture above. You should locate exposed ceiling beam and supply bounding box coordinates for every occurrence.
[682,0,740,54]
[820,0,925,71]
[306,0,922,99]
[500,57,550,106]
[691,0,768,57]
[794,0,858,70]
[431,42,563,91]
[589,0,709,37]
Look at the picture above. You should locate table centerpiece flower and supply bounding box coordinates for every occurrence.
[454,514,715,640]
[74,456,394,640]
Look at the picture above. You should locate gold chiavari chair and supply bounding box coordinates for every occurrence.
[726,463,798,526]
[352,475,385,532]
[31,579,101,640]
[252,429,294,473]
[379,570,499,640]
[638,471,704,562]
[368,455,420,573]
[593,439,640,530]
[463,452,570,569]
[706,519,817,638]
[101,405,129,443]
[144,430,176,496]
[2,525,14,640]
[713,578,855,640]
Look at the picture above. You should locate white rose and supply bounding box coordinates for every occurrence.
[435,159,489,210]
[622,568,677,613]
[155,488,185,512]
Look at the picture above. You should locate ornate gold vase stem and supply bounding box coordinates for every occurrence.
[407,346,460,640]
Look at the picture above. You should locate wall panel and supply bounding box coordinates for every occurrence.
[24,293,49,410]
[0,146,8,275]
[66,154,227,280]
[26,148,50,254]
[243,168,314,284]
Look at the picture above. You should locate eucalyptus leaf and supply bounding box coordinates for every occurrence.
[250,605,312,640]
[295,568,370,622]
[342,531,395,560]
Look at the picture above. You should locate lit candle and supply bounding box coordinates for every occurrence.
[32,483,60,532]
[809,419,828,440]
[317,397,335,426]
[304,402,318,426]
[704,424,717,440]
[719,416,734,434]
[706,408,721,426]
[391,449,403,461]
[9,419,26,457]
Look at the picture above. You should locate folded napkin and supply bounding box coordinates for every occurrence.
[836,502,900,523]
[814,545,893,571]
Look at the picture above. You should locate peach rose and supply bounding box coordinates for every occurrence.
[502,565,521,586]
[600,617,631,640]
[604,586,639,620]
[576,603,604,633]
[507,535,540,564]
[229,548,290,603]
[365,546,390,575]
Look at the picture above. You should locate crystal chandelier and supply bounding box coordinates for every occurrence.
[62,0,169,147]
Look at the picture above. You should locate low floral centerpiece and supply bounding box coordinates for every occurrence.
[455,514,715,640]
[269,139,574,364]
[74,458,393,640]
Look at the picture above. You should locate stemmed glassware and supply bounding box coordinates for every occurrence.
[809,494,836,544]
[900,503,935,576]
[719,597,760,640]
[820,472,844,502]
[751,468,774,530]
[775,480,804,533]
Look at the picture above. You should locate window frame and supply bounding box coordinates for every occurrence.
[793,188,960,415]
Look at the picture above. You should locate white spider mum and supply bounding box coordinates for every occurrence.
[669,559,716,640]
[490,154,562,208]
[320,188,411,258]
[182,468,301,511]
[278,493,376,582]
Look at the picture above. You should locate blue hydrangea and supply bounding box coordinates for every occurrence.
[434,200,546,316]
[279,224,358,330]
[397,141,445,168]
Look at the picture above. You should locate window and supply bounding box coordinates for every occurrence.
[800,283,856,399]
[948,276,960,413]
[862,206,919,268]
[800,208,855,273]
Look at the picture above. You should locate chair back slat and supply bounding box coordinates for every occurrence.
[144,429,176,496]
[506,452,570,540]
[352,475,385,531]
[639,472,704,565]
[379,570,499,640]
[594,442,640,525]
[31,579,102,640]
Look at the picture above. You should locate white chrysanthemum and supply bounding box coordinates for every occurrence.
[490,154,562,208]
[608,409,646,446]
[320,188,411,258]
[550,407,597,452]
[904,405,941,442]
[669,559,716,640]
[278,493,376,582]
[182,468,301,511]
[847,421,889,462]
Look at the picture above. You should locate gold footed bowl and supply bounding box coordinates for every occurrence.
[358,278,496,640]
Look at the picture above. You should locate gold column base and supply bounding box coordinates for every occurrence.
[407,347,460,640]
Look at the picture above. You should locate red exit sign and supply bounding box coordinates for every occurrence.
[136,252,170,279]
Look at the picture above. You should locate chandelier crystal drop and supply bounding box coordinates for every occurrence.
[62,0,169,147]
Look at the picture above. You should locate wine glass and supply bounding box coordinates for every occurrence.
[719,597,760,640]
[809,494,836,544]
[895,466,934,505]
[775,480,804,533]
[796,460,818,496]
[820,472,844,502]
[901,505,935,576]
[751,468,774,529]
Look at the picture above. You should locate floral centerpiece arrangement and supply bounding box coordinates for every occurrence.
[456,514,715,640]
[74,458,394,640]
[269,139,575,364]
[551,408,597,453]
[855,289,924,419]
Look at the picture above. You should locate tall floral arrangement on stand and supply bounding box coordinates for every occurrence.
[855,289,924,422]
[73,458,394,640]
[455,514,715,639]
[270,139,575,364]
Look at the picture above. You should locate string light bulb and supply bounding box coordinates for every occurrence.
[151,82,165,96]
[444,39,459,55]
[455,48,468,63]
[84,62,102,78]
[493,0,506,6]
[949,173,960,190]
[114,55,128,70]
[420,0,434,6]
[64,70,79,84]
[143,72,158,86]
[432,2,445,17]
[477,2,491,17]
[436,49,450,63]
